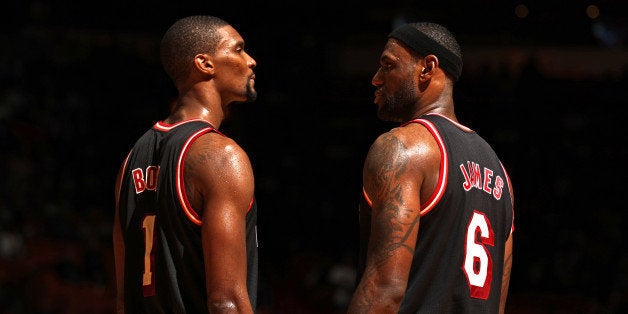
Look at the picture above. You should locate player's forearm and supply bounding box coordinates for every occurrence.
[348,279,405,313]
[207,301,252,313]
[207,291,253,314]
[116,299,125,314]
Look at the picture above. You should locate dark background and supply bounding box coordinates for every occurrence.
[2,0,627,313]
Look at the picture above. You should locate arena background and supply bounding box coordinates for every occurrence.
[2,0,627,313]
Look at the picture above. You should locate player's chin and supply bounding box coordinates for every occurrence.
[245,89,257,102]
[373,95,381,105]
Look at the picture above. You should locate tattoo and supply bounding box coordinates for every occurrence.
[351,285,374,313]
[185,148,214,174]
[369,133,419,260]
[183,150,213,208]
[350,133,421,312]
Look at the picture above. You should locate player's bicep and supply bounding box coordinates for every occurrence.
[189,135,254,301]
[362,132,421,284]
[201,195,248,287]
[185,133,255,211]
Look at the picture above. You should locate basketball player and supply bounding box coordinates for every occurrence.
[113,16,259,313]
[348,22,514,313]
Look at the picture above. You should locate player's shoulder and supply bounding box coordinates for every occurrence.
[189,131,250,163]
[192,130,236,147]
[374,122,434,150]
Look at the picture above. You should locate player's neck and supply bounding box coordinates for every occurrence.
[166,100,223,128]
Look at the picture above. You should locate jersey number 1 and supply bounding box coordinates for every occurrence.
[463,210,494,299]
[142,214,156,297]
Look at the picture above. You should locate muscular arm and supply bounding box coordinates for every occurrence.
[500,232,513,314]
[348,127,438,313]
[186,133,254,313]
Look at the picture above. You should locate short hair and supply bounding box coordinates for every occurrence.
[160,15,230,85]
[389,22,463,80]
[413,22,461,57]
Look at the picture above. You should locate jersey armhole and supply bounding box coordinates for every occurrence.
[116,150,132,210]
[362,187,372,207]
[363,119,449,216]
[500,161,515,234]
[247,197,255,212]
[406,118,449,217]
[176,127,216,226]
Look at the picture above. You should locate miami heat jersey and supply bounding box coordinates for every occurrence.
[358,113,514,313]
[117,119,258,313]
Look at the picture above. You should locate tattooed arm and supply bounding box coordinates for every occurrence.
[348,125,440,313]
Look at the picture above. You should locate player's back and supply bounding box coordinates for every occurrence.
[117,120,219,313]
[356,113,514,313]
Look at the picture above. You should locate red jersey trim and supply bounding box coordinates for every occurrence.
[411,118,448,216]
[247,197,255,212]
[116,150,132,209]
[154,119,205,131]
[154,119,226,136]
[423,113,473,132]
[362,187,372,207]
[177,127,216,226]
[500,162,515,234]
[362,117,448,216]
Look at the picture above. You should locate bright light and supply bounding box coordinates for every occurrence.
[586,5,600,19]
[515,4,529,18]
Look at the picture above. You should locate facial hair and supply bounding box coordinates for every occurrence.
[377,79,416,123]
[245,82,257,102]
[231,78,257,106]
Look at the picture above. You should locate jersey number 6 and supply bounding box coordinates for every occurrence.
[463,210,494,299]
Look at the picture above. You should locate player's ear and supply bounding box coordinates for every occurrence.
[419,54,438,80]
[194,53,215,77]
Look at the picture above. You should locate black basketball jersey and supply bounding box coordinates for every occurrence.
[117,119,258,313]
[358,113,514,313]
